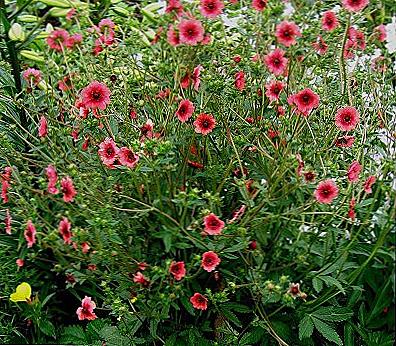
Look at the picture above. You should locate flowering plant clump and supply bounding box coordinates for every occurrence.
[0,0,395,344]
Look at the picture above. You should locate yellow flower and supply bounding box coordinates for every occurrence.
[10,282,31,303]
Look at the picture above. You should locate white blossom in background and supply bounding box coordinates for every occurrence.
[157,1,166,15]
[385,16,396,54]
[282,2,295,17]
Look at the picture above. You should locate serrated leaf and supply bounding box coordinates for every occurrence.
[220,307,242,327]
[222,302,250,313]
[39,319,56,338]
[312,307,353,322]
[239,326,266,345]
[299,315,314,340]
[312,317,343,345]
[180,295,195,316]
[60,325,87,344]
[312,277,324,293]
[320,275,345,294]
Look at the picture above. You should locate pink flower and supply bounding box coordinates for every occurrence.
[335,107,360,131]
[118,147,139,168]
[342,0,369,12]
[59,217,73,244]
[5,209,11,235]
[343,39,356,59]
[24,220,37,248]
[167,25,180,46]
[190,293,208,310]
[166,0,183,14]
[98,18,115,31]
[264,49,288,76]
[98,137,119,166]
[203,213,225,235]
[61,176,77,203]
[312,35,328,55]
[296,153,304,177]
[202,251,221,272]
[314,179,339,204]
[1,180,9,204]
[348,197,356,220]
[46,165,59,194]
[289,88,320,115]
[321,11,339,31]
[335,135,355,147]
[65,33,83,49]
[81,242,90,254]
[251,0,267,11]
[375,24,386,42]
[47,29,69,52]
[38,116,48,138]
[169,261,186,280]
[265,80,284,102]
[81,81,111,110]
[192,65,203,91]
[133,271,149,286]
[16,259,24,267]
[363,175,376,194]
[76,296,97,321]
[347,161,362,182]
[176,99,195,122]
[348,27,366,50]
[66,8,76,20]
[193,113,216,135]
[199,0,224,18]
[178,19,205,46]
[23,68,42,86]
[275,21,301,47]
[234,71,246,91]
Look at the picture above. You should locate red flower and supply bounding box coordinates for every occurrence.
[290,88,320,115]
[342,0,369,12]
[192,65,203,91]
[76,296,97,321]
[166,0,183,14]
[187,160,204,169]
[304,171,316,183]
[348,27,366,50]
[321,11,339,31]
[335,135,355,147]
[203,213,225,235]
[118,147,139,168]
[264,49,288,76]
[190,293,208,310]
[265,80,284,102]
[81,242,90,254]
[348,198,356,220]
[314,179,339,204]
[5,209,12,235]
[133,271,149,286]
[296,153,304,177]
[347,161,362,182]
[335,107,359,131]
[167,25,180,46]
[81,81,111,110]
[47,29,69,52]
[23,68,42,87]
[176,99,195,122]
[24,220,37,248]
[275,21,301,47]
[16,259,24,267]
[59,217,73,244]
[251,0,267,11]
[38,116,48,138]
[375,24,387,42]
[1,180,9,204]
[201,251,221,272]
[169,261,186,280]
[46,165,59,194]
[234,71,246,91]
[98,137,119,166]
[288,283,301,298]
[193,113,216,136]
[312,35,328,55]
[178,19,205,46]
[199,0,224,18]
[363,175,376,194]
[61,176,77,203]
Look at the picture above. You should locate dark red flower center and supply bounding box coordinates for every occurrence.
[92,91,102,100]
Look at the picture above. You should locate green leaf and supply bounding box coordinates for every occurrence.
[312,277,324,293]
[320,275,345,294]
[312,307,353,322]
[299,315,314,340]
[180,295,195,316]
[220,307,242,327]
[60,325,87,344]
[312,317,343,345]
[239,326,266,345]
[38,319,56,338]
[222,302,250,313]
